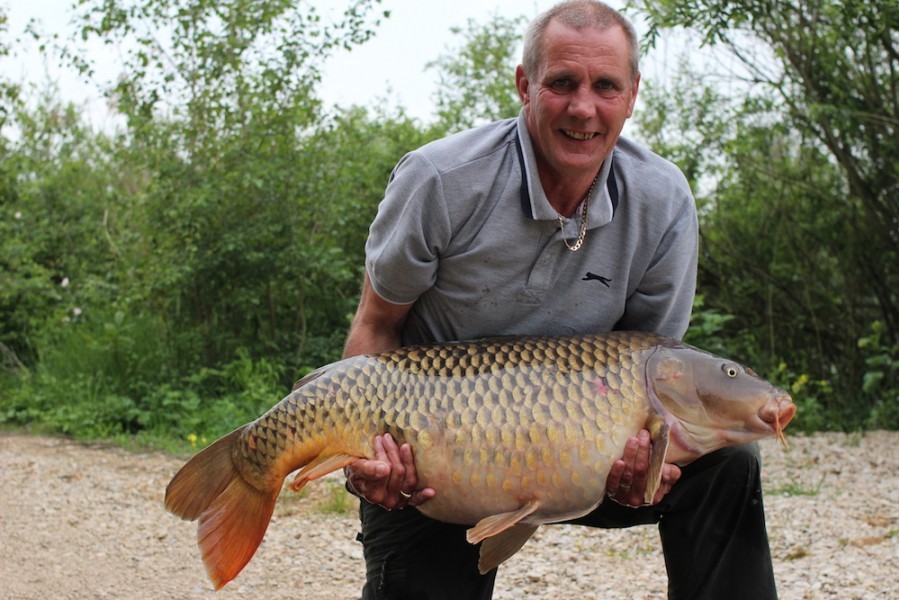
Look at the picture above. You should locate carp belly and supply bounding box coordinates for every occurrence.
[407,407,649,526]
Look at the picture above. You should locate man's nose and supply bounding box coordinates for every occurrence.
[567,85,596,119]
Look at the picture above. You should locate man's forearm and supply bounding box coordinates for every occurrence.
[343,272,412,359]
[342,321,403,359]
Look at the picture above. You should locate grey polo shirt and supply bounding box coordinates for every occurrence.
[365,109,698,345]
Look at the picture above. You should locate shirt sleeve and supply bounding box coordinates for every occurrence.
[615,184,699,340]
[365,152,453,305]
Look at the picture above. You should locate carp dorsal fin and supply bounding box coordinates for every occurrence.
[476,523,540,574]
[645,418,671,505]
[291,366,327,391]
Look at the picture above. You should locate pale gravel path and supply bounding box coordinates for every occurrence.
[1,432,896,599]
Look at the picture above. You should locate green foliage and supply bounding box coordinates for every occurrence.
[634,64,733,194]
[636,0,898,337]
[315,478,357,516]
[0,93,122,368]
[71,0,388,133]
[427,13,526,132]
[1,3,896,449]
[858,322,899,429]
[0,1,433,445]
[2,348,285,444]
[684,294,736,357]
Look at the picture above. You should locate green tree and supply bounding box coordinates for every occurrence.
[0,93,121,364]
[632,0,899,428]
[66,0,390,369]
[634,0,898,345]
[427,13,526,132]
[72,0,387,136]
[0,1,427,443]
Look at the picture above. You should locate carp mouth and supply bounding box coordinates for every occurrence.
[758,393,797,450]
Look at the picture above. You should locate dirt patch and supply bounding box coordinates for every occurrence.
[1,432,896,599]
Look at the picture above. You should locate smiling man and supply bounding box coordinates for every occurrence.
[517,13,639,216]
[341,2,778,599]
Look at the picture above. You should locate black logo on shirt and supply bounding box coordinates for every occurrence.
[582,272,612,287]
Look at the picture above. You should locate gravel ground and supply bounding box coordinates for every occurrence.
[1,431,897,599]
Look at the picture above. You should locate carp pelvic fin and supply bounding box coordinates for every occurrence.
[466,499,540,545]
[164,426,279,590]
[476,523,539,575]
[645,418,671,505]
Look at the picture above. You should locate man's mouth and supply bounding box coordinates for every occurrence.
[562,129,597,141]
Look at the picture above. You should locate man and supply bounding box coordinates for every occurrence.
[342,1,778,598]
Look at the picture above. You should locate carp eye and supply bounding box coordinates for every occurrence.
[722,364,739,378]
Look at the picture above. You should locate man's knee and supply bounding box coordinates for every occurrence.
[684,442,760,477]
[715,442,761,471]
[668,442,764,508]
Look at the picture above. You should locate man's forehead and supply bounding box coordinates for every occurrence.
[537,21,631,76]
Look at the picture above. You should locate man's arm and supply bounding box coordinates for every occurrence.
[342,273,436,510]
[343,272,411,358]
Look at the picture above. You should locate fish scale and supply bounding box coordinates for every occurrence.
[165,330,795,590]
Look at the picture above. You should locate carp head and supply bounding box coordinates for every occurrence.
[644,343,797,466]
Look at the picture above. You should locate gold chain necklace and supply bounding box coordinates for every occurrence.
[557,174,598,252]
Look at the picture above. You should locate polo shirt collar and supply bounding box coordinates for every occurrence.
[515,109,618,227]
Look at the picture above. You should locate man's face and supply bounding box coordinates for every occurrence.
[517,21,640,187]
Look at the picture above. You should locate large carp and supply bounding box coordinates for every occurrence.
[165,331,796,590]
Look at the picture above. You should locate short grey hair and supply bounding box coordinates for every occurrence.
[522,1,640,80]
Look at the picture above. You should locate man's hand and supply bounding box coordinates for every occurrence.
[345,433,436,510]
[606,429,681,507]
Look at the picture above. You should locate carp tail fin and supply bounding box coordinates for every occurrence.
[196,469,278,590]
[165,427,245,520]
[165,426,278,590]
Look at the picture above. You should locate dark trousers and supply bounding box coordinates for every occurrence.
[357,444,777,600]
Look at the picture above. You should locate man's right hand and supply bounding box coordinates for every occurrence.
[345,433,436,510]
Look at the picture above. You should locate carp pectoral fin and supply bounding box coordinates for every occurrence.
[288,453,356,492]
[645,419,671,505]
[476,523,540,575]
[466,499,540,545]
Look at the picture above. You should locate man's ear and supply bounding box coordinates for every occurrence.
[515,65,530,106]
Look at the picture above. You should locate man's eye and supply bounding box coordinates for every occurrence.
[551,78,572,89]
[596,80,615,91]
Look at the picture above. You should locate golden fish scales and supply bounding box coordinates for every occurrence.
[234,332,655,526]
